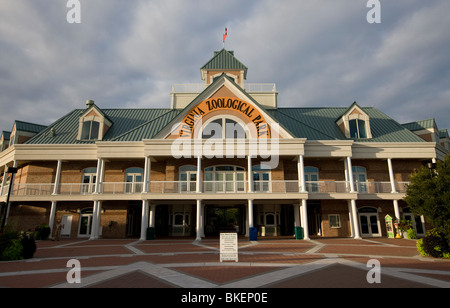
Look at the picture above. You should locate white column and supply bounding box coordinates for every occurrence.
[196,199,202,241]
[52,160,62,195]
[49,201,57,238]
[4,161,17,226]
[387,158,397,193]
[301,199,310,240]
[248,156,253,192]
[248,199,254,228]
[90,201,99,240]
[143,156,151,193]
[347,157,355,193]
[350,199,361,239]
[294,204,301,227]
[96,201,102,239]
[348,201,355,237]
[0,165,8,196]
[298,155,306,192]
[140,200,149,240]
[196,156,202,193]
[94,159,103,194]
[201,203,206,237]
[393,200,401,221]
[149,205,156,228]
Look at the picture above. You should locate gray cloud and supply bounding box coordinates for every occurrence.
[0,0,449,133]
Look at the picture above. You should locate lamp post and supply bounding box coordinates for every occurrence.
[0,166,18,232]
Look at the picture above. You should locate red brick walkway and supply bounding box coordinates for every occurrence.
[0,237,449,288]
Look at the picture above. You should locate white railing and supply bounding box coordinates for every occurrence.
[12,183,54,196]
[244,83,277,92]
[5,181,411,197]
[102,182,143,194]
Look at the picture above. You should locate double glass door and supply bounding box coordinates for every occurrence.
[358,207,381,237]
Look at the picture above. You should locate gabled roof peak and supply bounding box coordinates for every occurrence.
[201,49,248,73]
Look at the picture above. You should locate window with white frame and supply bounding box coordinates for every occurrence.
[81,120,100,140]
[349,119,367,139]
[125,167,143,193]
[329,214,341,228]
[81,167,97,194]
[201,117,247,139]
[179,165,197,192]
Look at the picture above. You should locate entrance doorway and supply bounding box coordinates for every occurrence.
[358,207,381,237]
[205,205,244,236]
[126,201,141,237]
[78,208,93,237]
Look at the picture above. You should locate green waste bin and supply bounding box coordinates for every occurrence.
[294,226,304,240]
[146,227,155,240]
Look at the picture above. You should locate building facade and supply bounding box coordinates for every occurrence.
[0,49,448,240]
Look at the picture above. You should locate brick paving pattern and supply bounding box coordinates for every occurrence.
[0,237,449,288]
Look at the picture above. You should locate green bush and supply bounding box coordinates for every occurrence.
[421,229,450,258]
[407,228,417,239]
[416,239,427,257]
[35,224,51,240]
[1,239,23,261]
[0,229,36,261]
[21,232,36,259]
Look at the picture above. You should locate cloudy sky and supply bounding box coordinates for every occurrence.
[1,0,449,133]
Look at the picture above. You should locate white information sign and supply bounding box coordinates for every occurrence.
[220,233,238,262]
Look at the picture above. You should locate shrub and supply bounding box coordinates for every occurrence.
[1,239,23,261]
[416,239,427,257]
[20,232,36,259]
[0,229,36,261]
[407,228,417,239]
[35,224,51,240]
[421,229,450,258]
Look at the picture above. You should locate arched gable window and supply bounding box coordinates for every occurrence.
[201,117,247,139]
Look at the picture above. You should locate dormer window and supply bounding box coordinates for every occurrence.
[81,120,100,140]
[349,119,367,139]
[77,100,113,141]
[336,102,372,139]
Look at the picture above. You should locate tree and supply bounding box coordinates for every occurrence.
[404,154,450,242]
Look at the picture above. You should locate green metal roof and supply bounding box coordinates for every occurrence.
[201,49,248,72]
[24,104,426,145]
[401,118,436,131]
[14,120,47,134]
[1,131,11,140]
[26,109,182,144]
[270,107,426,142]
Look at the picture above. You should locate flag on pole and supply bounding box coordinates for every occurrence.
[223,27,228,43]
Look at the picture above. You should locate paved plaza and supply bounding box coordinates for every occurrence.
[0,237,449,289]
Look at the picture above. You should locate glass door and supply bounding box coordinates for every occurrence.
[78,209,93,237]
[358,207,381,237]
[82,173,96,194]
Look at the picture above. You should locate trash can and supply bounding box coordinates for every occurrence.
[146,227,155,240]
[249,227,258,241]
[294,226,304,240]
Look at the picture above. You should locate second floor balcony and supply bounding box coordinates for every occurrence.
[2,180,409,199]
